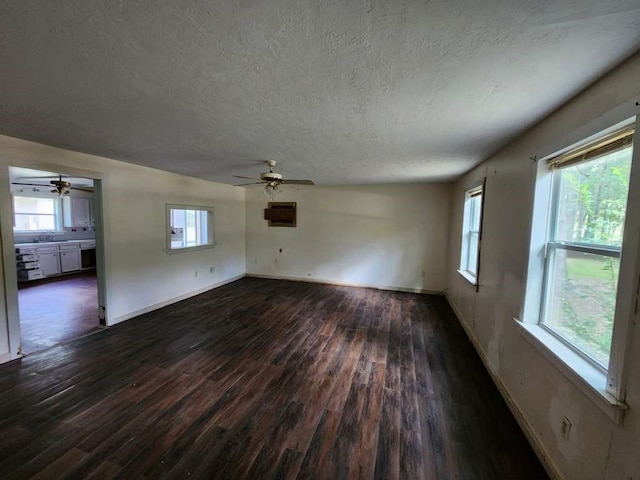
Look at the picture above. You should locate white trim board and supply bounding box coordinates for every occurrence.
[246,273,444,296]
[109,274,245,326]
[445,293,563,480]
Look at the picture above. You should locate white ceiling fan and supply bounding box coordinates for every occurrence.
[233,160,315,199]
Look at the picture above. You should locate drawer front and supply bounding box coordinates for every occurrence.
[36,246,59,253]
[18,262,41,269]
[17,254,37,262]
[59,243,81,251]
[16,247,38,254]
[19,269,44,280]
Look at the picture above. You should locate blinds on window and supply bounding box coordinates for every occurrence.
[547,126,634,170]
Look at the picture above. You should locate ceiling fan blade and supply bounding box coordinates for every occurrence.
[15,175,71,180]
[234,182,266,187]
[13,181,93,191]
[12,182,45,187]
[233,175,261,180]
[282,179,315,185]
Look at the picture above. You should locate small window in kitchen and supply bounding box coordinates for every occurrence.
[166,204,215,253]
[13,196,62,232]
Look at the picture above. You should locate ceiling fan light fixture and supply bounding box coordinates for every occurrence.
[261,183,283,200]
[232,160,315,197]
[51,186,70,196]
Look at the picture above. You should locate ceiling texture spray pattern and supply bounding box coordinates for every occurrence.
[1,0,640,184]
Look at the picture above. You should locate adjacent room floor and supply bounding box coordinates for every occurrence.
[0,277,548,479]
[17,271,101,355]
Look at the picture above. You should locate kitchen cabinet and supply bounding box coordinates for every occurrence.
[60,250,81,273]
[38,252,61,276]
[63,197,93,227]
[19,269,44,280]
[15,241,90,281]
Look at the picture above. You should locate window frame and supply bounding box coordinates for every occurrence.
[518,116,639,422]
[539,143,629,372]
[12,194,63,233]
[458,179,485,286]
[165,204,216,254]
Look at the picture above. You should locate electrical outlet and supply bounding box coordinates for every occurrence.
[561,416,572,440]
[209,266,214,273]
[195,271,198,278]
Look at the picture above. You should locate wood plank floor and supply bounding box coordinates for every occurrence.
[0,277,548,479]
[18,271,101,355]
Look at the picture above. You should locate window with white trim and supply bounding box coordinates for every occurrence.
[459,183,484,284]
[13,196,62,232]
[541,127,634,370]
[166,205,215,252]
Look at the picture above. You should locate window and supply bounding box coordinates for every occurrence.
[541,128,633,370]
[13,196,61,232]
[166,205,215,252]
[459,182,484,284]
[519,121,639,418]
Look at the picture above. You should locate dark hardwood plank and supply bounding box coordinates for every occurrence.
[0,277,548,480]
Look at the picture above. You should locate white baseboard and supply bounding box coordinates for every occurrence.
[445,294,563,480]
[109,274,245,326]
[246,273,443,295]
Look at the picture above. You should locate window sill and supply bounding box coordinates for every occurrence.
[513,318,627,424]
[457,269,478,286]
[165,242,217,254]
[14,231,64,235]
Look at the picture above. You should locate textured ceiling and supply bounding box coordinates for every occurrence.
[1,1,640,185]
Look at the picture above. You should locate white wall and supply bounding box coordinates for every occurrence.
[0,135,246,360]
[245,183,452,293]
[446,52,640,480]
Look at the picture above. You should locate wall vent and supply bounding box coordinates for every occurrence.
[264,202,296,227]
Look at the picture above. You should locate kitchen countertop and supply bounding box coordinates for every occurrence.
[16,240,95,248]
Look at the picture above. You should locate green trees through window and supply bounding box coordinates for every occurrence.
[543,144,632,367]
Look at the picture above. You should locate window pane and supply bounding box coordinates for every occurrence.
[554,146,632,246]
[466,232,479,275]
[13,196,55,214]
[168,207,213,250]
[544,249,619,366]
[15,214,55,231]
[185,210,197,246]
[199,210,209,244]
[470,194,482,231]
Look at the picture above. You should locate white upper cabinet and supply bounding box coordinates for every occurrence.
[63,197,93,227]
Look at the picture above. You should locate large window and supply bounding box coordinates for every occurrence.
[13,196,61,232]
[459,182,484,284]
[541,127,633,369]
[166,205,215,252]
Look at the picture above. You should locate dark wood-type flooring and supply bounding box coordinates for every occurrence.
[0,277,548,479]
[17,272,101,355]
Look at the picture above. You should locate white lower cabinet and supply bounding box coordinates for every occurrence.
[38,252,61,276]
[16,241,89,281]
[60,250,81,273]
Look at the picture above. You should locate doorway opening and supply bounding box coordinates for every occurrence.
[9,166,105,355]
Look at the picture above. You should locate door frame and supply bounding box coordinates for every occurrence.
[0,160,108,360]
